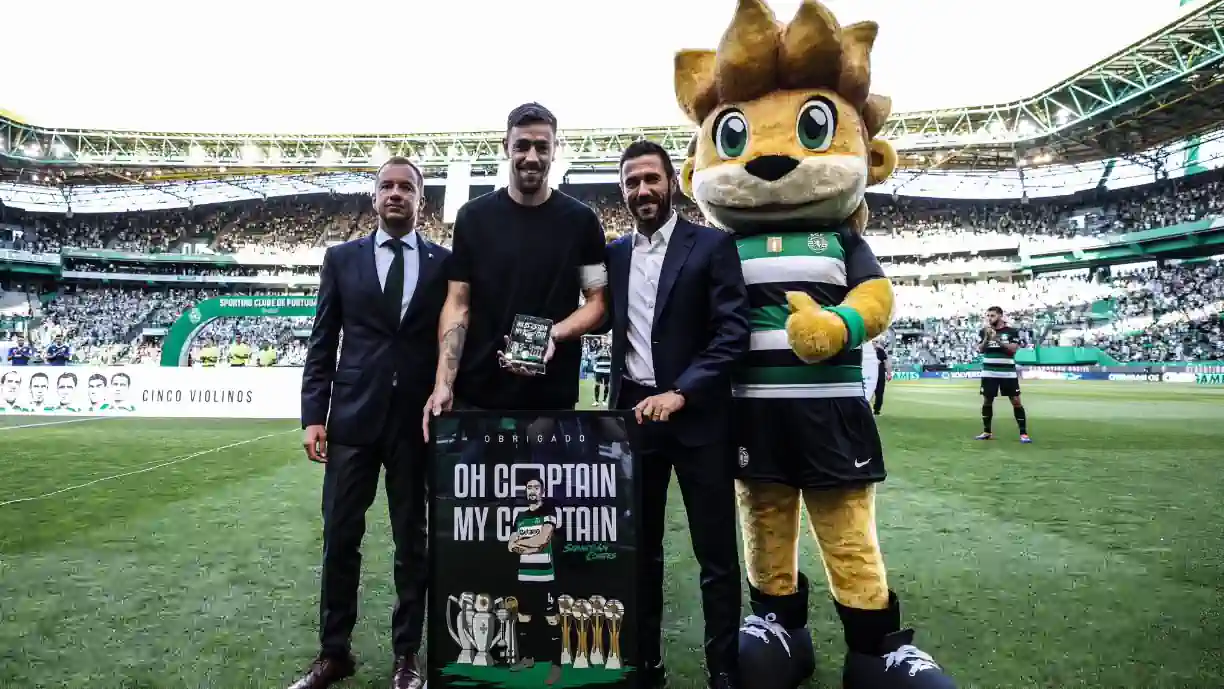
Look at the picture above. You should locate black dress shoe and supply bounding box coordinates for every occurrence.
[708,671,739,689]
[392,655,425,689]
[288,653,356,689]
[641,660,666,689]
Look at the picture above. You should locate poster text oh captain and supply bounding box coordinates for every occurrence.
[452,462,618,542]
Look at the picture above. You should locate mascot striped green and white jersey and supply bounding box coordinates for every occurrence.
[733,225,886,399]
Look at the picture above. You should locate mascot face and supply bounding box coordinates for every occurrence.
[690,88,877,226]
[675,0,897,231]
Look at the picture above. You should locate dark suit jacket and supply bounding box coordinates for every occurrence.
[301,232,451,446]
[605,216,750,448]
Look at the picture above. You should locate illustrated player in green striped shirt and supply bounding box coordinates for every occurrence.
[976,307,1031,443]
[507,476,563,684]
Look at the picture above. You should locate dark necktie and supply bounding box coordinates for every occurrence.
[383,237,405,325]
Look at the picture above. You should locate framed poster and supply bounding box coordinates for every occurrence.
[428,411,640,689]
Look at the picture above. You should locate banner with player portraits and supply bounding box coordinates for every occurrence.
[428,411,639,689]
[0,365,302,418]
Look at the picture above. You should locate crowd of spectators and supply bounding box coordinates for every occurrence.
[1,168,1220,367]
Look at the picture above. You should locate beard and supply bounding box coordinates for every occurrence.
[514,164,547,194]
[631,194,671,229]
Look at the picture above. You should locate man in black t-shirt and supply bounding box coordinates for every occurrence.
[423,103,609,430]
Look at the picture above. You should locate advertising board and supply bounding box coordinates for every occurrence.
[0,365,301,418]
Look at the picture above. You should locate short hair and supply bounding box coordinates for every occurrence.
[619,139,677,181]
[31,372,48,384]
[89,373,107,386]
[376,155,423,188]
[1,371,20,384]
[987,306,1003,315]
[506,102,558,136]
[58,372,77,386]
[110,372,131,385]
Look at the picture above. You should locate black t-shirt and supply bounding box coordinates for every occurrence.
[449,188,606,409]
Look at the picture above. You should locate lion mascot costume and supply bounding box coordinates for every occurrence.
[673,1,955,688]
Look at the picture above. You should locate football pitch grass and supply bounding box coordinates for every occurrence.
[0,380,1220,689]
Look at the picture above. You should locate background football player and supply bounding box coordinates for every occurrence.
[976,307,1031,443]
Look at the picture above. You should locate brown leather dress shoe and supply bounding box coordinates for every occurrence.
[288,654,356,689]
[391,655,425,689]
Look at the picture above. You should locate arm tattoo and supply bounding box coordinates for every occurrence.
[441,323,466,386]
[436,281,471,388]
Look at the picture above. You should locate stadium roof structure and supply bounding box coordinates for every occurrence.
[0,0,1222,211]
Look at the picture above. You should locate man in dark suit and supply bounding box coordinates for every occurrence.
[605,140,751,689]
[872,338,889,415]
[295,156,450,689]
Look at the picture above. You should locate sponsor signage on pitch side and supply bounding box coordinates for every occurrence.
[0,365,302,418]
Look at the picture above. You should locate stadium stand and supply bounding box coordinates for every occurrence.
[1,167,1221,367]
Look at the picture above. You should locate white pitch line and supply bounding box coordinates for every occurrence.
[0,417,113,432]
[0,429,297,508]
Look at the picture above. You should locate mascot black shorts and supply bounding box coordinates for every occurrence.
[732,396,886,489]
[980,377,1021,398]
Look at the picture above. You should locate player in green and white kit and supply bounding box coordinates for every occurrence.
[507,476,562,684]
[976,306,1031,443]
[592,347,612,407]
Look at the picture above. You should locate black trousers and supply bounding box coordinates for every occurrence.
[319,402,428,658]
[515,582,560,664]
[873,364,886,413]
[618,381,741,673]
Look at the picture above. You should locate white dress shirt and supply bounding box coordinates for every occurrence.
[861,341,879,401]
[625,212,678,387]
[374,227,419,321]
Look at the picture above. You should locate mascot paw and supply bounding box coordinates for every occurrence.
[738,615,815,689]
[785,292,847,363]
[843,630,956,689]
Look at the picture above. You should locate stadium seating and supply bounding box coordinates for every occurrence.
[1,169,1220,366]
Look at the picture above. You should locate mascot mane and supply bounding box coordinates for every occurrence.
[674,0,891,141]
[674,0,898,233]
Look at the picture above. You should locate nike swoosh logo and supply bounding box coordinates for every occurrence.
[854,458,872,468]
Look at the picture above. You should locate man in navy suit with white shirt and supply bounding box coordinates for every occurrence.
[295,156,450,689]
[605,140,751,689]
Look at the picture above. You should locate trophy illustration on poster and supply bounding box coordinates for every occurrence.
[498,596,520,666]
[572,598,593,669]
[557,594,575,665]
[446,592,477,664]
[557,593,627,670]
[446,592,517,667]
[604,599,625,670]
[589,595,607,666]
